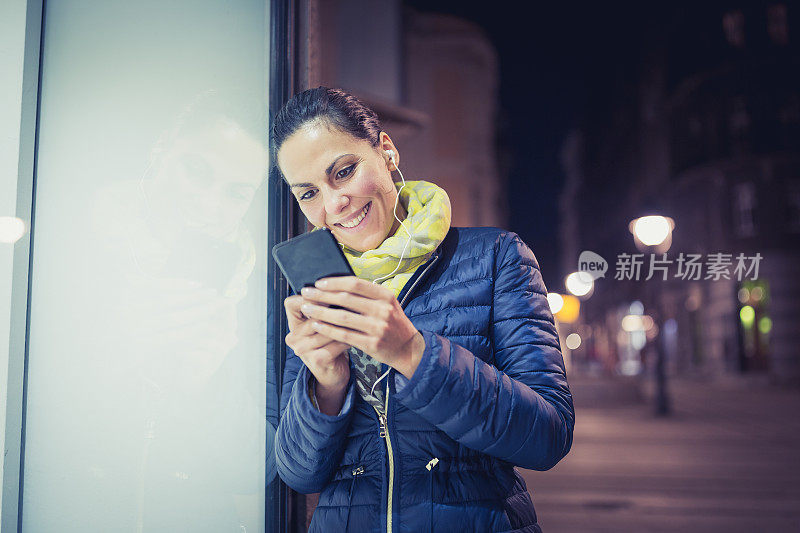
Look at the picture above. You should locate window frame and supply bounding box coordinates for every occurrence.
[1,0,302,531]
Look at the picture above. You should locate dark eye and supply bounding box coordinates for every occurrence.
[299,189,316,201]
[336,164,355,180]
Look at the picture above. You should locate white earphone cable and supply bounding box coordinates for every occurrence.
[369,151,412,397]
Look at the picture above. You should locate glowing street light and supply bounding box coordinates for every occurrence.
[547,293,564,314]
[565,271,593,297]
[628,211,675,416]
[621,314,643,332]
[565,333,582,350]
[631,215,672,245]
[554,294,580,324]
[621,314,655,332]
[628,215,674,253]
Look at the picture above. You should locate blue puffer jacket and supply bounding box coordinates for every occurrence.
[275,227,574,532]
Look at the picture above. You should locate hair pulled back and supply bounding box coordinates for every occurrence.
[271,87,382,168]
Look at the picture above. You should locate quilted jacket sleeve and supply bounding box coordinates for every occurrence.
[274,346,357,493]
[394,232,575,471]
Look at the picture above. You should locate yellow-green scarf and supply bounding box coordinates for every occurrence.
[339,180,451,297]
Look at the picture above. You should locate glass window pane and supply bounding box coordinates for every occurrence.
[23,1,275,531]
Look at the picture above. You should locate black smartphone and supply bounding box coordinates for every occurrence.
[271,228,354,295]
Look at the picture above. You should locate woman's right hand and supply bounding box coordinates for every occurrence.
[284,295,351,405]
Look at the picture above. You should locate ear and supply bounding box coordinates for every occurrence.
[378,131,399,171]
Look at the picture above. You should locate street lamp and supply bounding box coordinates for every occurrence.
[565,271,594,298]
[629,215,674,254]
[547,293,565,314]
[629,212,675,416]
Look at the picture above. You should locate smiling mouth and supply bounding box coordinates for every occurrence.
[335,202,371,229]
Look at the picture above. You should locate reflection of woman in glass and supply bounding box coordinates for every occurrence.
[273,87,574,532]
[91,89,275,531]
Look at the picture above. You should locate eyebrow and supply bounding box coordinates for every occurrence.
[288,153,354,188]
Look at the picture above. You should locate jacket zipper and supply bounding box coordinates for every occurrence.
[376,252,440,533]
[426,457,439,533]
[376,389,394,533]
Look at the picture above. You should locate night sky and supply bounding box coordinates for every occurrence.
[403,1,650,290]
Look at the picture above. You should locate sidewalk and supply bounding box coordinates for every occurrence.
[522,374,800,532]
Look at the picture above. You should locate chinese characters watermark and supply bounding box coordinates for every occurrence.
[579,251,763,282]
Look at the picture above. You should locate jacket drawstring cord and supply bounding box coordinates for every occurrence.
[344,465,363,532]
[425,457,439,533]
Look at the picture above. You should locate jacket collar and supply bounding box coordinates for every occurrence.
[396,227,453,307]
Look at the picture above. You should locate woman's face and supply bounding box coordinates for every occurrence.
[277,123,404,252]
[152,122,265,239]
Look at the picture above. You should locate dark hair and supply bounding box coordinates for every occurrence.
[271,87,382,172]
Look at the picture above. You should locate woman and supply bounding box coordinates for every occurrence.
[273,87,574,533]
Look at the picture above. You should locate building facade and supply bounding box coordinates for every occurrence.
[560,2,800,384]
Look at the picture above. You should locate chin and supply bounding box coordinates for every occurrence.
[342,231,386,253]
[347,238,377,253]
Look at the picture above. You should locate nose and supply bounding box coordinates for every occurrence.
[323,189,349,216]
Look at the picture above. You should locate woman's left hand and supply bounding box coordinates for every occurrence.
[299,276,426,379]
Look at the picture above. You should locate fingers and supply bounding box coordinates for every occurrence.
[300,286,374,315]
[285,319,323,350]
[284,294,305,316]
[310,320,372,354]
[284,294,351,391]
[284,295,307,329]
[315,275,394,301]
[285,319,346,359]
[305,339,351,364]
[299,301,376,333]
[286,321,350,374]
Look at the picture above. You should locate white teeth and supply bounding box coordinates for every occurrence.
[339,203,369,228]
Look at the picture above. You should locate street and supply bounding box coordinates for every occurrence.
[523,375,800,532]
